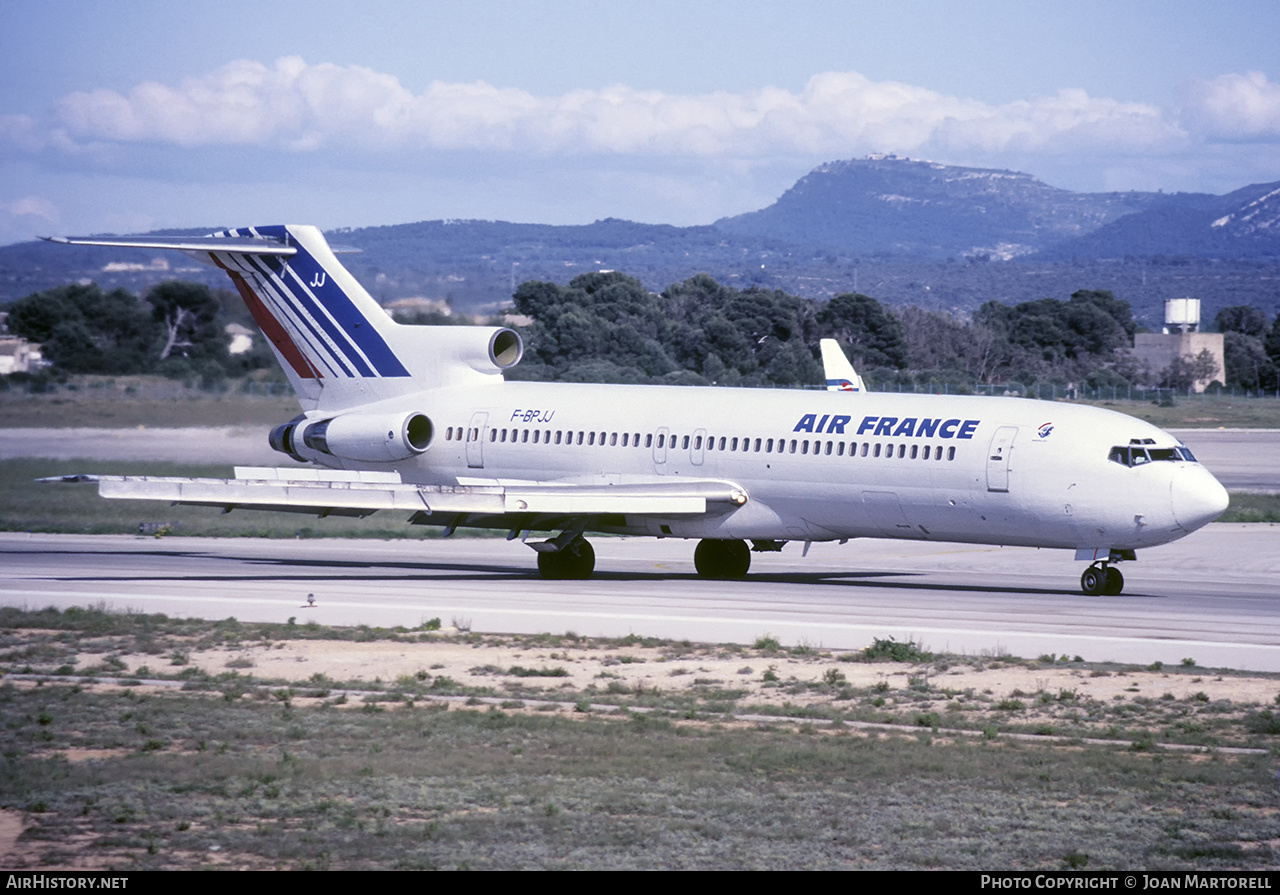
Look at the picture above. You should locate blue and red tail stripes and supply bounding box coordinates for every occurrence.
[212,226,410,380]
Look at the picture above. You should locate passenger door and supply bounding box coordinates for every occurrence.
[986,426,1018,492]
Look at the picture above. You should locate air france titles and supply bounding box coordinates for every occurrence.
[793,414,980,439]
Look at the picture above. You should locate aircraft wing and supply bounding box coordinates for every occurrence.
[42,466,748,522]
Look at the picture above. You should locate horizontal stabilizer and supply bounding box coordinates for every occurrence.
[42,235,296,255]
[40,235,362,255]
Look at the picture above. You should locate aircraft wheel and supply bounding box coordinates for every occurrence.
[1103,566,1124,596]
[722,539,751,578]
[694,539,751,579]
[694,540,722,578]
[537,550,566,580]
[1080,566,1105,596]
[564,539,595,579]
[536,539,595,580]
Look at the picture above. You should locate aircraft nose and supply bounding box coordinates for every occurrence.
[1170,466,1230,532]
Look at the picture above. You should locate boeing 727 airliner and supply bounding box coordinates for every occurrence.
[45,225,1229,594]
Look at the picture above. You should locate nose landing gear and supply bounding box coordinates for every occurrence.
[1081,563,1124,596]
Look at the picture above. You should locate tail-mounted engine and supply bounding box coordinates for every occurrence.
[271,411,433,463]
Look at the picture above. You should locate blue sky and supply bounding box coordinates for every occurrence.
[2,0,1278,246]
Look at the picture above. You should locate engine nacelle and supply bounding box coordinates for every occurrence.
[413,326,524,381]
[273,411,434,463]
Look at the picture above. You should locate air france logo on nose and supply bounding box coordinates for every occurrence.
[1038,422,1054,439]
[793,414,979,439]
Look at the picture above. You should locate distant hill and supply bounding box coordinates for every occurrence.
[714,155,1166,259]
[2,157,1277,321]
[1036,181,1280,259]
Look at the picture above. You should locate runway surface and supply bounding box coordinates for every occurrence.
[3,527,1277,672]
[3,426,1275,489]
[1169,428,1280,492]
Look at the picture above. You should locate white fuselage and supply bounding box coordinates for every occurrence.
[296,380,1229,553]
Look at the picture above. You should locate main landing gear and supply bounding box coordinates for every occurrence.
[1080,562,1124,596]
[536,538,595,580]
[694,539,751,579]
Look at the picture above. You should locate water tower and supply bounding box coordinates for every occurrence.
[1162,298,1200,334]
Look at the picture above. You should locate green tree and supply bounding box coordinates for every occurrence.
[1222,331,1277,390]
[5,283,160,374]
[1159,349,1220,391]
[1216,305,1269,338]
[816,292,907,369]
[147,282,225,364]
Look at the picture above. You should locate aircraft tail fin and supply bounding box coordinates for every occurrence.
[46,225,523,411]
[819,339,866,393]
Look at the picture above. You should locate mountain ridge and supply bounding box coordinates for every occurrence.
[2,157,1277,320]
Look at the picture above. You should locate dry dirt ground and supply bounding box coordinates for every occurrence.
[3,627,1279,870]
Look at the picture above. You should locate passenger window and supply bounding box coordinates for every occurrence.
[837,442,844,456]
[898,444,906,459]
[874,443,881,458]
[490,429,497,442]
[947,446,955,461]
[861,443,869,457]
[695,435,703,450]
[754,438,762,452]
[682,435,690,450]
[923,445,930,460]
[610,433,618,446]
[910,444,918,459]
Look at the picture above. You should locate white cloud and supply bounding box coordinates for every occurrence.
[45,57,1188,160]
[1183,72,1280,141]
[0,195,60,246]
[2,196,59,223]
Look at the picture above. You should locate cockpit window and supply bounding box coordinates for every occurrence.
[1109,444,1192,467]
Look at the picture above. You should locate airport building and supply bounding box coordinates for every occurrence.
[1132,298,1225,393]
